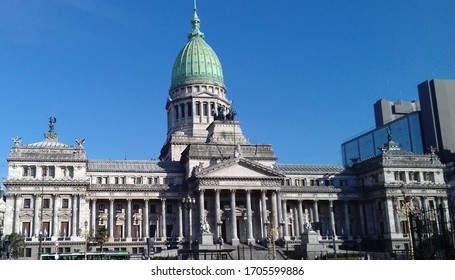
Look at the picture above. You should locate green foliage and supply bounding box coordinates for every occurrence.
[95,226,109,251]
[5,232,25,259]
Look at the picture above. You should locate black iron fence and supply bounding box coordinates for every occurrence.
[410,204,455,259]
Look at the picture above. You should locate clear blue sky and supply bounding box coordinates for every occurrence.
[1,0,454,181]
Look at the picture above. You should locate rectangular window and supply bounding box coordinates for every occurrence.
[68,167,74,178]
[180,103,185,118]
[196,102,201,116]
[136,177,142,184]
[97,177,102,184]
[203,102,208,116]
[30,166,36,178]
[150,204,156,213]
[62,199,69,209]
[174,105,179,119]
[98,204,105,213]
[25,248,32,258]
[43,198,50,209]
[114,177,119,184]
[147,177,153,184]
[116,204,123,213]
[154,177,159,185]
[23,166,29,176]
[42,166,47,176]
[187,102,192,117]
[49,166,55,178]
[24,198,31,209]
[133,204,140,213]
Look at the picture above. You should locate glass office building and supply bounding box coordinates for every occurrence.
[342,112,424,166]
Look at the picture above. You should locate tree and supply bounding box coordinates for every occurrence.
[5,232,25,259]
[95,226,109,252]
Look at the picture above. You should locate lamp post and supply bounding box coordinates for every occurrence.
[84,221,88,260]
[182,194,195,260]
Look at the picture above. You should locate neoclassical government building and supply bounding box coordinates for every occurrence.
[2,6,451,259]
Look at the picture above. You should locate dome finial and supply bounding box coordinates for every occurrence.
[189,0,204,40]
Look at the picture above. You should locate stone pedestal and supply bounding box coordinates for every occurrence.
[198,232,216,250]
[299,230,323,260]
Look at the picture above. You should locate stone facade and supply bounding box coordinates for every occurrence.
[1,6,452,260]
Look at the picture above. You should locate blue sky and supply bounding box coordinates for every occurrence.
[0,0,454,181]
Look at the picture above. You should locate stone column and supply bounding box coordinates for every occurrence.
[199,190,205,223]
[261,190,268,238]
[298,200,304,234]
[343,200,350,237]
[313,200,320,234]
[293,206,299,237]
[329,200,336,237]
[245,190,254,243]
[126,199,132,238]
[276,191,283,238]
[385,197,396,236]
[144,199,149,238]
[53,195,60,238]
[215,189,221,240]
[271,192,278,239]
[230,189,239,245]
[109,199,114,239]
[91,199,97,235]
[178,201,183,241]
[282,200,289,239]
[442,197,451,230]
[161,199,167,241]
[14,194,22,234]
[71,195,78,237]
[33,194,40,237]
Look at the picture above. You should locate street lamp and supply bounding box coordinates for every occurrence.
[182,194,195,259]
[84,221,88,260]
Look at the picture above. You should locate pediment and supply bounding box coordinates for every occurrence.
[194,91,218,98]
[196,158,284,179]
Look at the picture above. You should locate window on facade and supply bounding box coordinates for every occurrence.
[116,204,122,213]
[68,167,74,178]
[150,205,156,213]
[25,248,32,257]
[135,177,142,184]
[285,179,291,186]
[99,204,105,213]
[97,177,102,184]
[114,177,119,184]
[49,166,55,178]
[42,166,47,177]
[295,179,300,186]
[195,102,201,116]
[429,200,435,209]
[409,171,419,181]
[154,177,159,185]
[43,199,50,209]
[23,166,29,176]
[203,102,208,116]
[166,204,172,214]
[187,102,192,117]
[30,166,36,178]
[174,105,179,119]
[180,103,185,118]
[24,198,31,209]
[147,177,153,184]
[423,172,434,182]
[133,204,140,213]
[310,179,315,186]
[62,199,69,209]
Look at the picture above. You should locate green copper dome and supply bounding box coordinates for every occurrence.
[171,8,224,89]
